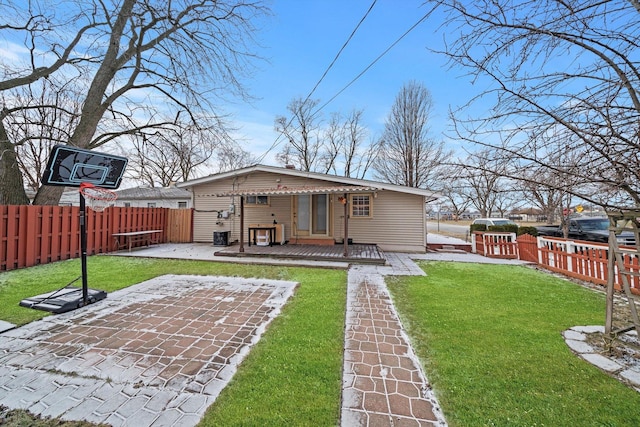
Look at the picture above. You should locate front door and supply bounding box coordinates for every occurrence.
[294,194,329,236]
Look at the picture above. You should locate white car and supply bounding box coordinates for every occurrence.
[471,218,518,227]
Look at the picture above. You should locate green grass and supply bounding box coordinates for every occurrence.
[9,256,640,425]
[387,261,640,426]
[0,256,346,426]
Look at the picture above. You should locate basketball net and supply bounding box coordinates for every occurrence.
[79,182,118,212]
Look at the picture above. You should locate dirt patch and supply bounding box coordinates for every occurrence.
[0,405,108,426]
[586,330,640,369]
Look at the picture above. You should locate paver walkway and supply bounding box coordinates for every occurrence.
[341,264,446,426]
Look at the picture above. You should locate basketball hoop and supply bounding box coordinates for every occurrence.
[79,182,118,212]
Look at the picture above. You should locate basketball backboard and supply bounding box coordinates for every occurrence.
[43,145,128,189]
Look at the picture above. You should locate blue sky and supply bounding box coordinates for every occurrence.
[229,0,479,165]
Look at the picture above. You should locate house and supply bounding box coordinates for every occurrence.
[114,186,192,208]
[26,188,81,206]
[177,165,440,252]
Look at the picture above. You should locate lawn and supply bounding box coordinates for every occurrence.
[0,256,346,426]
[5,256,640,426]
[387,261,640,426]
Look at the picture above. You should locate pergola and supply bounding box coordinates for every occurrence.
[216,185,379,257]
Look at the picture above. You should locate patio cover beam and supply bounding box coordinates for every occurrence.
[215,185,378,197]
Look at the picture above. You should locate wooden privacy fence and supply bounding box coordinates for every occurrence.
[0,205,193,272]
[166,208,193,243]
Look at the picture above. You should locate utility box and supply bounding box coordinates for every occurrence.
[213,231,230,246]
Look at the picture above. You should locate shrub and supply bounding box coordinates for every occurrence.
[487,224,519,233]
[470,224,487,233]
[517,226,538,236]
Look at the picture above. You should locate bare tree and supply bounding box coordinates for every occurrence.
[0,0,267,204]
[320,112,343,174]
[341,110,379,179]
[124,118,225,187]
[438,170,474,220]
[457,150,512,217]
[8,75,91,192]
[373,81,450,188]
[216,143,255,173]
[323,110,379,179]
[274,98,322,172]
[432,0,640,209]
[521,167,566,225]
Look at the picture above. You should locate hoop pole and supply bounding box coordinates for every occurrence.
[79,191,89,304]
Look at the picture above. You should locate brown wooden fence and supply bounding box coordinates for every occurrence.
[0,205,193,272]
[166,208,193,243]
[516,234,538,263]
[536,236,640,293]
[472,231,519,259]
[474,232,640,295]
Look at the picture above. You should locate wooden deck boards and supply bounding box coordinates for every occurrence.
[214,243,386,265]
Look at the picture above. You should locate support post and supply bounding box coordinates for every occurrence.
[239,196,245,253]
[79,192,88,305]
[343,193,349,257]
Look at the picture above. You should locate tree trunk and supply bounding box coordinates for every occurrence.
[33,184,66,205]
[0,122,29,205]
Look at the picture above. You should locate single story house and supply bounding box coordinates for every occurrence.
[114,186,192,208]
[178,165,440,253]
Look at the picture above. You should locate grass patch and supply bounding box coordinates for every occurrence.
[0,256,346,426]
[387,261,640,426]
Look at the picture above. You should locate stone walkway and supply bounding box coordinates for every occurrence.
[341,264,445,426]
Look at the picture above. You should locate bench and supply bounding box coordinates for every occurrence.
[112,230,163,252]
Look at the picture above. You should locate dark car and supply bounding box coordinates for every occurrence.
[536,217,636,246]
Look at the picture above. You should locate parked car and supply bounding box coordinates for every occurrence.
[471,218,518,227]
[535,216,636,246]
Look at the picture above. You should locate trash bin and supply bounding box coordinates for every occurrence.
[213,231,229,246]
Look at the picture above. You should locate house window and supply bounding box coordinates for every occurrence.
[148,202,156,208]
[178,201,187,208]
[244,195,269,206]
[350,194,372,218]
[124,202,131,208]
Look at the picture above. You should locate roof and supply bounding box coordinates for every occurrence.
[115,186,191,200]
[178,164,441,201]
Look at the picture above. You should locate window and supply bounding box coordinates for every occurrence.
[178,201,187,209]
[124,202,131,208]
[147,202,156,208]
[350,194,372,218]
[244,195,269,206]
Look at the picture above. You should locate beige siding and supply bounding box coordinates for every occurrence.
[193,188,232,243]
[332,191,426,252]
[193,171,313,243]
[191,171,426,252]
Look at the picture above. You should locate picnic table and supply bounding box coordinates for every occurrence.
[112,230,163,252]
